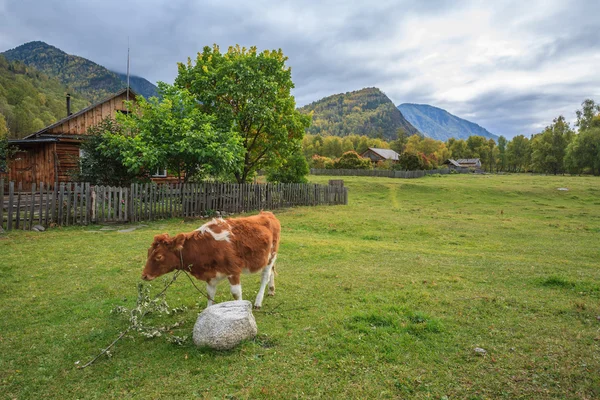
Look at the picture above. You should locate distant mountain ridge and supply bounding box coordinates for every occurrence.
[2,41,158,101]
[299,87,419,140]
[397,103,497,141]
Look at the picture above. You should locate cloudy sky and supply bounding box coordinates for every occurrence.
[1,0,599,138]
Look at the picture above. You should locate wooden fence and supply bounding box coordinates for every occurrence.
[0,180,348,231]
[310,167,470,178]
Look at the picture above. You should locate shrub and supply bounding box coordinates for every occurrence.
[333,151,372,169]
[266,149,309,183]
[311,154,335,169]
[396,153,422,170]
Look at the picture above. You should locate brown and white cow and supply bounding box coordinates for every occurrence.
[141,211,280,309]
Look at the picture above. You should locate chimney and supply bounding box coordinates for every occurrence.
[66,93,72,116]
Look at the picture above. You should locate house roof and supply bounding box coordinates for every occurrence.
[23,87,138,140]
[364,148,400,161]
[8,137,60,145]
[445,159,461,167]
[456,158,481,164]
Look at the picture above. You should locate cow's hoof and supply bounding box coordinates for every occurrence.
[268,292,275,297]
[253,304,262,310]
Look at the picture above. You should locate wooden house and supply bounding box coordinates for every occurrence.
[360,148,400,163]
[6,89,177,189]
[444,158,482,171]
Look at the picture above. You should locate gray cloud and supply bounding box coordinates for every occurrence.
[1,0,599,138]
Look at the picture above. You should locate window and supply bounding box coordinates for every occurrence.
[153,167,167,178]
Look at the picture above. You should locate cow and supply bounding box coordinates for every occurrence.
[141,211,281,309]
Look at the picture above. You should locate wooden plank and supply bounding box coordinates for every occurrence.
[84,183,90,225]
[44,182,50,226]
[169,184,173,218]
[112,186,118,221]
[123,187,128,222]
[66,183,73,226]
[0,178,4,230]
[16,182,22,230]
[38,182,44,226]
[58,183,65,226]
[118,187,123,222]
[28,183,36,230]
[144,183,149,221]
[7,181,14,231]
[129,183,135,223]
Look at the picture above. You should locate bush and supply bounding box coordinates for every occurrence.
[266,149,309,183]
[375,159,395,170]
[333,151,372,169]
[396,153,422,170]
[311,155,335,169]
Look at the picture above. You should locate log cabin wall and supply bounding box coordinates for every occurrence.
[46,91,131,135]
[7,143,57,187]
[55,142,79,183]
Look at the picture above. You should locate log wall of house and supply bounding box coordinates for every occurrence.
[7,143,57,186]
[47,91,131,135]
[55,143,80,182]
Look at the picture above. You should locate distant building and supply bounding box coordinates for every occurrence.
[444,158,482,170]
[361,148,400,163]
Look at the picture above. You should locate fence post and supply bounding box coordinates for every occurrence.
[0,178,4,231]
[16,182,22,230]
[7,181,14,231]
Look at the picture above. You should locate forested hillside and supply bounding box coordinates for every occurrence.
[299,87,419,140]
[2,41,157,102]
[0,55,89,138]
[398,103,498,141]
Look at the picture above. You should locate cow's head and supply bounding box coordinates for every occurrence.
[141,233,186,281]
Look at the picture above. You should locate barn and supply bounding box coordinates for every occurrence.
[360,148,400,163]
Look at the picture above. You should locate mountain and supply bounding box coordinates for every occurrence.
[299,87,419,140]
[397,103,497,141]
[2,41,157,102]
[0,55,89,138]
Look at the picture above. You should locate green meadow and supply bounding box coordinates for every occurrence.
[1,174,599,399]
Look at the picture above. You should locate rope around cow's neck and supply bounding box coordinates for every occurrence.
[178,249,214,303]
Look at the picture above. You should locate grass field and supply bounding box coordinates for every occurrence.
[1,174,599,399]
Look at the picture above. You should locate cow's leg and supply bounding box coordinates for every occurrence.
[254,254,277,309]
[228,275,242,301]
[206,275,226,307]
[268,264,276,296]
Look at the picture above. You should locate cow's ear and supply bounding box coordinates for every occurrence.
[172,234,186,251]
[153,233,170,245]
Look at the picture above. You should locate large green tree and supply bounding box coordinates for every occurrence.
[497,136,508,172]
[506,135,531,172]
[575,99,600,132]
[565,115,600,175]
[107,83,242,183]
[175,45,310,183]
[531,116,574,174]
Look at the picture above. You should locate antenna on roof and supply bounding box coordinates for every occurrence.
[126,36,130,102]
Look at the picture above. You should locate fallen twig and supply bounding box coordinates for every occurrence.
[78,270,183,369]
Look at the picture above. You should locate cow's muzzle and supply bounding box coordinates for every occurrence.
[141,274,155,281]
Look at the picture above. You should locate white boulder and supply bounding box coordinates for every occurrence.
[193,300,257,350]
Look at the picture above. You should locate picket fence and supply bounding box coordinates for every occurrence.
[310,167,470,178]
[0,180,348,231]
